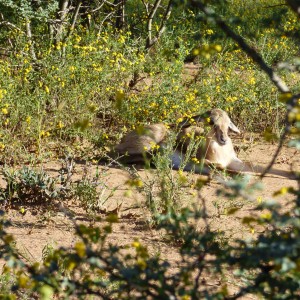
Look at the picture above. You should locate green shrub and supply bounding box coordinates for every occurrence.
[0,167,58,205]
[73,165,116,215]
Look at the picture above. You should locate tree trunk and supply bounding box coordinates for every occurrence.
[55,0,70,45]
[115,0,126,30]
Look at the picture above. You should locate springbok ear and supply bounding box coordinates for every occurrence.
[229,121,241,134]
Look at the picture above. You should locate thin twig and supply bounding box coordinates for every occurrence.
[146,0,162,49]
[62,1,82,57]
[146,0,174,49]
[259,127,288,178]
[25,19,37,61]
[286,0,300,18]
[260,93,299,178]
[262,3,287,9]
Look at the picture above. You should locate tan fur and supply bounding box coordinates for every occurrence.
[114,124,168,155]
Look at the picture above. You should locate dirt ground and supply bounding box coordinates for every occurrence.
[0,136,299,297]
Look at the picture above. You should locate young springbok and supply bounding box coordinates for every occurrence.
[113,108,244,174]
[171,108,244,173]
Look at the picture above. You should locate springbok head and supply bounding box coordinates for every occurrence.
[177,108,241,145]
[209,109,240,145]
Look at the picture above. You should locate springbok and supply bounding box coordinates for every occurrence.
[171,109,244,174]
[113,108,245,174]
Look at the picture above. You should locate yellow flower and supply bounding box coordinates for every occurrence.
[57,121,64,129]
[0,89,7,100]
[137,258,147,270]
[192,48,200,56]
[249,77,256,85]
[18,274,30,288]
[75,242,86,258]
[256,196,263,204]
[44,86,50,94]
[273,186,289,196]
[214,44,222,52]
[118,35,126,44]
[260,212,272,220]
[181,296,191,300]
[191,157,199,164]
[205,29,214,35]
[40,130,50,138]
[1,108,8,115]
[132,240,141,248]
[26,116,31,124]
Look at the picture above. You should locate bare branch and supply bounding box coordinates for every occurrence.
[97,11,116,35]
[62,1,82,57]
[141,0,150,15]
[25,19,37,60]
[69,1,82,32]
[115,0,126,29]
[58,0,70,20]
[84,1,106,14]
[146,0,173,49]
[146,0,162,49]
[286,0,300,17]
[103,0,123,7]
[55,0,70,44]
[0,20,23,32]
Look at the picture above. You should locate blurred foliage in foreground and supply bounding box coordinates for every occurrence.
[0,184,299,299]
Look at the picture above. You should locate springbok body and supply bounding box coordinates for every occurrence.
[114,124,169,164]
[113,109,244,174]
[114,124,168,155]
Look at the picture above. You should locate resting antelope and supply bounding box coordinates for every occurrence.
[172,109,246,174]
[113,108,246,174]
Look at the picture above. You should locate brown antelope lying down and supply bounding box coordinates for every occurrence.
[113,109,291,177]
